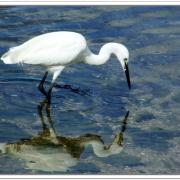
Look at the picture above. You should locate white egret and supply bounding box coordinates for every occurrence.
[1,31,131,100]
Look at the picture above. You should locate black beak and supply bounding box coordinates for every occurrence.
[125,62,131,90]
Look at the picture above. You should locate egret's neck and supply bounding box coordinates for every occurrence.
[85,140,123,158]
[85,43,121,65]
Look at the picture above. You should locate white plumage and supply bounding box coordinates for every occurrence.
[2,32,86,65]
[1,31,131,101]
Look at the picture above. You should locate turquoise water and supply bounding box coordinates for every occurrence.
[0,6,180,174]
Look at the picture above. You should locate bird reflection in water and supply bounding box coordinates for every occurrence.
[0,98,129,172]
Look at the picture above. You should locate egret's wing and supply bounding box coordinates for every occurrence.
[22,43,85,66]
[6,32,87,66]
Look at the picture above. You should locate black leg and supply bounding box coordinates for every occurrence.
[47,83,55,104]
[37,103,47,131]
[37,99,49,133]
[38,71,48,97]
[45,101,56,133]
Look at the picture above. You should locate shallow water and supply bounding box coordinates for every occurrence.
[0,6,180,174]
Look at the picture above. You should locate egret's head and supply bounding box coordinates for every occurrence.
[116,44,131,89]
[91,42,131,89]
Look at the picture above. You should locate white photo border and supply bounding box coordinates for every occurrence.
[0,1,180,179]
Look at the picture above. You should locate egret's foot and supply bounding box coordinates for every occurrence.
[54,84,90,95]
[38,83,48,97]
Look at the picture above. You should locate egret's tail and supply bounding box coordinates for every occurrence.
[1,51,13,64]
[0,143,6,154]
[1,47,22,64]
